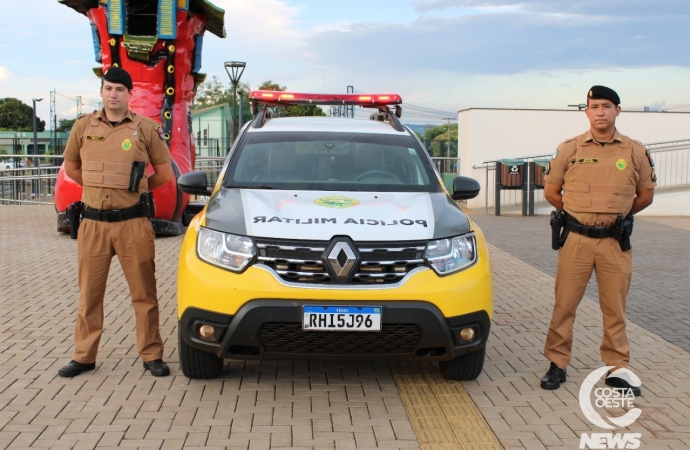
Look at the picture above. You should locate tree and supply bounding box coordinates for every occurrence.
[0,98,45,132]
[255,81,325,116]
[193,76,233,110]
[56,118,76,132]
[257,80,286,91]
[423,123,458,157]
[282,104,326,117]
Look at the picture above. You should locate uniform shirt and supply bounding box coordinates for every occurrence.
[63,109,171,210]
[545,129,656,227]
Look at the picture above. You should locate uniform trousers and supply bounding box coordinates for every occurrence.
[544,232,632,370]
[72,217,164,363]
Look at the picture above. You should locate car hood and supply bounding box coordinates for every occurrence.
[204,189,471,241]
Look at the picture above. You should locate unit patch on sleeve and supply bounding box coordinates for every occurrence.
[552,149,559,160]
[154,123,166,141]
[646,148,657,181]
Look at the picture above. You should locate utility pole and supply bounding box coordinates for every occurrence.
[224,61,246,143]
[76,96,82,117]
[347,85,354,118]
[442,117,454,158]
[50,90,56,153]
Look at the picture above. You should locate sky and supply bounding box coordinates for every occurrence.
[1,0,690,126]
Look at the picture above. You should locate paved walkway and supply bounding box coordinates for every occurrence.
[0,206,689,449]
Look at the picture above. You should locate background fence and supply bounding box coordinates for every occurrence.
[473,138,690,213]
[0,155,461,206]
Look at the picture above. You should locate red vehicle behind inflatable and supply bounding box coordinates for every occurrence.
[56,0,225,234]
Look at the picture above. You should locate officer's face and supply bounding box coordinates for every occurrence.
[100,81,131,113]
[585,99,621,131]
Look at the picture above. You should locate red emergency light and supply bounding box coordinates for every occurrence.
[249,90,402,107]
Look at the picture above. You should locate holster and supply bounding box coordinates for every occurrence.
[66,201,83,239]
[550,210,568,250]
[140,192,155,218]
[613,213,634,251]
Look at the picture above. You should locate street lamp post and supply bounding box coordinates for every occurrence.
[32,98,43,168]
[224,61,246,143]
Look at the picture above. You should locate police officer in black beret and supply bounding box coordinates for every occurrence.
[59,66,173,378]
[541,85,656,395]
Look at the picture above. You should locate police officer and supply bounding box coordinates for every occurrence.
[541,86,656,395]
[58,67,173,377]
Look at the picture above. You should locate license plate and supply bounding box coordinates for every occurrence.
[303,306,382,331]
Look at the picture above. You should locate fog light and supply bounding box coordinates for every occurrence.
[199,324,215,340]
[459,327,475,342]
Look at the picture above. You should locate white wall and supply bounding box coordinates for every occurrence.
[459,108,690,215]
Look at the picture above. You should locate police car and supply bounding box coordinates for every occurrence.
[176,91,493,380]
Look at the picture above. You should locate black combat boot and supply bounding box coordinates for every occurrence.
[540,362,567,390]
[143,359,170,377]
[57,360,96,377]
[605,373,642,397]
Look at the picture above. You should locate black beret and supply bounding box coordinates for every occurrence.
[102,67,133,90]
[588,85,620,105]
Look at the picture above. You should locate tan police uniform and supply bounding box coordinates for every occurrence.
[63,109,171,364]
[543,129,656,370]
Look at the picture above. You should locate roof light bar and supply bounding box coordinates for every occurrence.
[249,91,402,107]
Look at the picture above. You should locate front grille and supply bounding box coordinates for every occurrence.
[259,322,421,354]
[254,238,427,285]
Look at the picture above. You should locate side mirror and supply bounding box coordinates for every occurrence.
[178,171,213,196]
[450,176,480,200]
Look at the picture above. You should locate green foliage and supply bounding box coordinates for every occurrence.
[0,98,45,132]
[282,105,326,117]
[56,118,76,132]
[257,80,286,91]
[193,76,252,111]
[423,123,458,157]
[193,79,325,117]
[255,81,325,116]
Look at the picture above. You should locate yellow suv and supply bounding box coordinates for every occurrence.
[176,92,493,380]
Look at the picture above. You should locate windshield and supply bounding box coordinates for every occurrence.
[224,131,440,192]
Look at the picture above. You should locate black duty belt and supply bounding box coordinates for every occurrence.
[82,205,145,222]
[565,220,616,239]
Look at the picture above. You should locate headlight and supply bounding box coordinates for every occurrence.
[197,227,256,272]
[425,234,477,276]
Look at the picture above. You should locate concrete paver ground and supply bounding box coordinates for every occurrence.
[1,205,689,449]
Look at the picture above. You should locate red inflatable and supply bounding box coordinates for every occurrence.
[56,0,225,234]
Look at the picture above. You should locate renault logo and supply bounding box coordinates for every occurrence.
[327,242,357,277]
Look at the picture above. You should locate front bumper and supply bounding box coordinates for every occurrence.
[179,302,490,362]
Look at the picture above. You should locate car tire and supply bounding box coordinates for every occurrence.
[439,346,486,381]
[178,331,224,379]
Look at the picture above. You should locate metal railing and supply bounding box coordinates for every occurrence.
[431,157,461,190]
[644,139,690,190]
[474,154,550,213]
[473,138,690,213]
[0,155,63,205]
[0,155,461,206]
